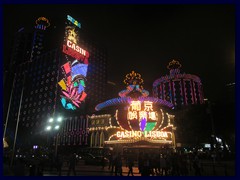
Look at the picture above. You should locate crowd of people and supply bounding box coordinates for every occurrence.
[4,148,232,176]
[107,151,203,176]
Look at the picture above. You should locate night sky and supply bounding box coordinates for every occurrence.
[3,4,235,102]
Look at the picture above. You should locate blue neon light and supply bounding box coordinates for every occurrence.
[67,15,81,28]
[71,63,88,79]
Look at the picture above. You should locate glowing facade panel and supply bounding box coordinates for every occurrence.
[59,15,89,110]
[93,70,175,146]
[153,60,205,107]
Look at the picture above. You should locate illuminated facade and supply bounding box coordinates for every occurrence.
[30,17,50,61]
[4,15,107,148]
[7,49,60,146]
[90,71,176,152]
[153,60,205,108]
[58,15,89,110]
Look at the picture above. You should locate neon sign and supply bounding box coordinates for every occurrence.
[116,131,169,138]
[58,61,88,110]
[127,101,158,131]
[128,101,157,120]
[67,40,87,56]
[67,15,81,28]
[63,40,89,64]
[59,16,89,110]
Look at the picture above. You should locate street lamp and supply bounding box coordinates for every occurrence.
[45,116,63,157]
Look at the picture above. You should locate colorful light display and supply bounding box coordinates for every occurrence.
[58,61,88,110]
[35,17,50,30]
[59,15,89,110]
[94,71,175,145]
[67,15,81,28]
[153,60,204,106]
[62,19,89,64]
[116,131,169,138]
[127,101,158,131]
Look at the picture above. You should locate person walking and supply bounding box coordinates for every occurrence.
[127,156,134,176]
[56,154,63,176]
[193,153,201,176]
[138,152,144,174]
[101,156,105,169]
[115,153,123,176]
[108,153,113,171]
[67,153,77,176]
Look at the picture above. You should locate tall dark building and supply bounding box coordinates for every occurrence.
[30,17,51,61]
[83,40,108,113]
[8,28,32,68]
[3,28,32,129]
[4,15,108,149]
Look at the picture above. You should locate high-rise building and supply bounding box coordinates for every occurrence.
[83,40,108,113]
[4,15,108,149]
[30,17,51,61]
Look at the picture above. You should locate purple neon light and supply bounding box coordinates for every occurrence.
[153,73,202,87]
[140,118,147,131]
[78,84,84,94]
[95,96,174,111]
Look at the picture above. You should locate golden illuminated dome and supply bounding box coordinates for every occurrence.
[167,59,182,70]
[35,17,50,28]
[123,70,144,89]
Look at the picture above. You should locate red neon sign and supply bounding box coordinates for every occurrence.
[62,40,89,64]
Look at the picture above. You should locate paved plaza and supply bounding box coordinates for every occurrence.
[42,159,235,176]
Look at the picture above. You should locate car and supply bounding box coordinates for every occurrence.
[83,153,109,165]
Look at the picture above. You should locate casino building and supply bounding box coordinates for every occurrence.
[4,15,107,149]
[88,71,176,155]
[153,60,204,108]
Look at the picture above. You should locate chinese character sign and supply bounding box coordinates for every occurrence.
[127,101,158,131]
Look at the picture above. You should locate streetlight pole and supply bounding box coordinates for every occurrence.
[46,117,62,157]
[205,99,216,150]
[3,73,16,140]
[55,133,60,157]
[11,73,25,167]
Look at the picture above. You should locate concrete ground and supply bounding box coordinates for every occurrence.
[42,159,235,176]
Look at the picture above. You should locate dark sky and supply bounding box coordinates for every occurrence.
[3,4,235,102]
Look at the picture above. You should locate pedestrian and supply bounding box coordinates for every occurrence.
[29,164,36,176]
[112,153,117,174]
[67,153,77,176]
[108,153,113,171]
[159,154,167,176]
[193,153,201,176]
[141,153,150,176]
[101,156,105,169]
[56,154,63,176]
[127,156,134,176]
[138,152,144,174]
[115,153,123,176]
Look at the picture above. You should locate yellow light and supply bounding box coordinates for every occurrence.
[139,111,147,119]
[127,111,138,120]
[149,112,157,120]
[130,101,141,111]
[58,79,67,91]
[144,101,153,111]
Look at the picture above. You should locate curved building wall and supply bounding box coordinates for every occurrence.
[153,68,204,107]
